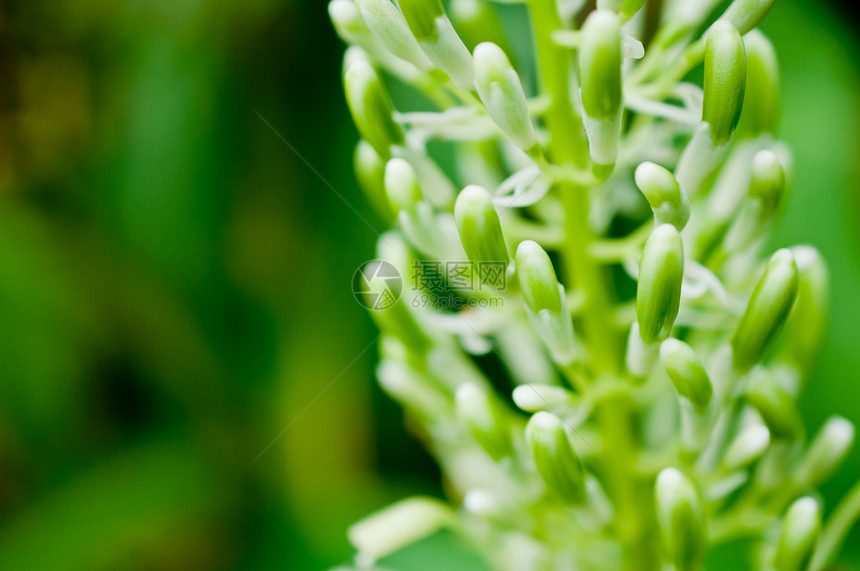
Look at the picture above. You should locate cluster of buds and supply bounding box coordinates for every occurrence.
[330,0,860,569]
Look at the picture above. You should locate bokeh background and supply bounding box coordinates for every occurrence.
[0,1,857,569]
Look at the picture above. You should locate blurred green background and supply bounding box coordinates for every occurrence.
[0,1,857,569]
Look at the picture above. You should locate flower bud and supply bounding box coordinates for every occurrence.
[732,249,799,372]
[348,496,453,566]
[344,60,404,159]
[738,30,780,137]
[516,241,577,365]
[456,383,511,459]
[512,384,574,413]
[473,42,538,152]
[634,162,691,231]
[703,21,746,144]
[516,240,562,315]
[398,0,444,40]
[744,372,802,440]
[773,497,821,571]
[384,158,423,212]
[354,140,394,221]
[355,0,433,69]
[449,0,508,52]
[721,0,776,35]
[527,412,586,504]
[655,468,707,571]
[329,0,368,44]
[777,246,829,374]
[369,233,431,353]
[580,10,622,120]
[722,424,770,471]
[660,339,713,412]
[636,225,685,345]
[580,10,623,168]
[399,0,473,89]
[793,416,855,489]
[454,185,509,288]
[748,149,785,216]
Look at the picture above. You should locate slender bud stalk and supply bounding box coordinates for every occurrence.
[637,225,685,344]
[399,0,474,89]
[721,0,777,35]
[527,412,587,504]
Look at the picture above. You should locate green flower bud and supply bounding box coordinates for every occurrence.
[721,0,776,35]
[455,383,511,459]
[384,158,423,212]
[703,21,746,144]
[773,497,821,571]
[732,249,799,372]
[744,372,802,440]
[793,416,855,489]
[348,496,453,566]
[580,10,622,120]
[344,60,404,159]
[527,412,586,504]
[738,30,780,137]
[448,0,508,52]
[660,339,713,412]
[369,233,431,353]
[655,468,707,571]
[636,224,685,345]
[512,384,574,413]
[399,0,445,41]
[355,0,433,69]
[454,185,509,288]
[777,246,829,374]
[516,240,562,315]
[329,0,368,44]
[473,42,538,151]
[634,162,691,231]
[516,241,577,365]
[354,140,394,221]
[748,149,785,216]
[722,424,770,471]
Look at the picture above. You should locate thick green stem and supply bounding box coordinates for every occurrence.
[526,4,655,569]
[526,0,588,166]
